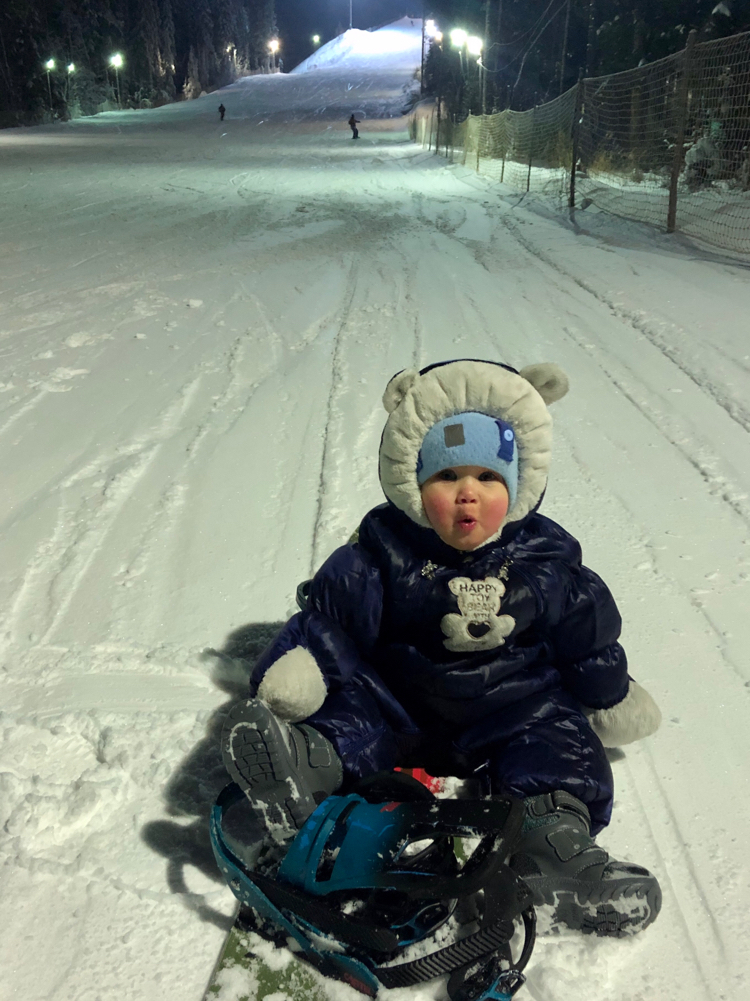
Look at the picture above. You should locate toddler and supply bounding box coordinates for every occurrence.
[221,359,662,935]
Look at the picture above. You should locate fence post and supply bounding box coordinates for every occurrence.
[526,107,537,192]
[569,70,584,209]
[667,29,697,233]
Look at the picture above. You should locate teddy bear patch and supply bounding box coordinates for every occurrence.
[441,577,516,652]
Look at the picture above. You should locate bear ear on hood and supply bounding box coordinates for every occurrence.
[382,369,419,414]
[519,363,569,405]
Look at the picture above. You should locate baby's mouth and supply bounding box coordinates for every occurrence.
[456,516,477,532]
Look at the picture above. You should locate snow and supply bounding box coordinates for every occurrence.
[293,18,425,74]
[1,17,749,1001]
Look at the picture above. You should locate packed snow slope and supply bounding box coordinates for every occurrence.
[1,17,749,1001]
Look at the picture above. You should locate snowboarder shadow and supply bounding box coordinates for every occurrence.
[140,620,284,931]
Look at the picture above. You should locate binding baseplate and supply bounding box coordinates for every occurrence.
[210,771,536,1000]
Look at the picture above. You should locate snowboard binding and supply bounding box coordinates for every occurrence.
[210,771,536,1000]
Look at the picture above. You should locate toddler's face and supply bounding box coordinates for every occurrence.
[420,465,510,551]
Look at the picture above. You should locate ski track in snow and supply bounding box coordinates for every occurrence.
[500,211,750,441]
[1,18,750,1001]
[484,214,750,682]
[309,257,361,573]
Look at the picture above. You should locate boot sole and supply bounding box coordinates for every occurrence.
[221,700,313,832]
[528,876,662,937]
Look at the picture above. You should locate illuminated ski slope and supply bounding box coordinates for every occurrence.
[0,18,749,1001]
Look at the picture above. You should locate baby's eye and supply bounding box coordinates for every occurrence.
[478,470,500,482]
[438,469,458,481]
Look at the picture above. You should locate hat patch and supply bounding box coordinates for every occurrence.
[444,423,465,447]
[497,424,515,462]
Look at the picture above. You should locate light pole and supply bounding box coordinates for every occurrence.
[450,28,467,75]
[467,35,483,90]
[109,53,123,108]
[466,36,483,117]
[349,0,353,31]
[450,29,468,116]
[66,62,76,106]
[268,38,279,72]
[559,0,571,94]
[422,19,440,95]
[482,0,491,113]
[44,59,55,112]
[421,6,425,92]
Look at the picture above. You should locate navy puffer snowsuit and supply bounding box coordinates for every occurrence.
[250,360,661,836]
[250,502,624,834]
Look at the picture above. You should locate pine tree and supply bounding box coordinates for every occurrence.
[246,0,275,71]
[183,42,200,97]
[129,0,161,99]
[158,0,176,96]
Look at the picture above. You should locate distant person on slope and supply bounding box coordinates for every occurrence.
[218,103,226,121]
[348,113,360,139]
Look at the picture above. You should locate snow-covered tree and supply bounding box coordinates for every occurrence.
[0,0,277,125]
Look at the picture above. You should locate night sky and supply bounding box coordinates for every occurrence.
[275,0,419,71]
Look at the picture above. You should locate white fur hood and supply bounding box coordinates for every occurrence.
[378,359,569,543]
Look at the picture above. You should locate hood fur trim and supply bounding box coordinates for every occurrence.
[379,360,568,540]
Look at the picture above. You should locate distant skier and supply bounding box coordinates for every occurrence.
[348,113,360,139]
[218,103,226,121]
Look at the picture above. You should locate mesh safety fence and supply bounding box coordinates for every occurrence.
[577,53,682,231]
[411,94,575,201]
[412,29,750,256]
[674,32,750,251]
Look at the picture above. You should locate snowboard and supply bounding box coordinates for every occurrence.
[204,905,333,1001]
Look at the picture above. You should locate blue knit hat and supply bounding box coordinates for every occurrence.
[416,411,518,505]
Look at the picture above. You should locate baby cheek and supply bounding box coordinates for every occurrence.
[487,492,510,524]
[422,487,452,527]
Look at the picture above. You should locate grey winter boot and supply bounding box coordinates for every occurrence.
[221,698,343,840]
[509,791,662,937]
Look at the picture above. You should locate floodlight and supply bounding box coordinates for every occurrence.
[312,35,320,44]
[110,53,123,68]
[450,28,467,48]
[67,63,76,73]
[45,59,55,70]
[466,36,483,55]
[268,38,279,53]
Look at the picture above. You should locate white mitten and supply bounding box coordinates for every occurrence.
[583,680,662,748]
[256,647,328,722]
